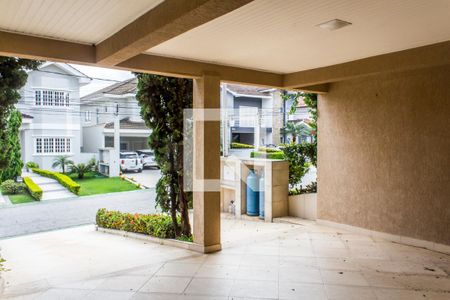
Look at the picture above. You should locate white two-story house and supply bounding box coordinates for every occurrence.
[17,62,91,170]
[80,78,151,153]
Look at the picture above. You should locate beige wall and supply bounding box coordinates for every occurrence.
[318,65,450,245]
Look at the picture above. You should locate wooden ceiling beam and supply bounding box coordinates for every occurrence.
[0,30,95,64]
[284,41,450,89]
[117,54,283,88]
[95,0,253,66]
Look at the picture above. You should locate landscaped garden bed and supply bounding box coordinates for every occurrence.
[0,179,37,204]
[32,168,81,195]
[96,209,200,251]
[70,172,139,196]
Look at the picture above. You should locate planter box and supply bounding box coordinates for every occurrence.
[288,193,317,220]
[96,226,220,253]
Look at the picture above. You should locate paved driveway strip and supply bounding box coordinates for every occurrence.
[0,189,157,239]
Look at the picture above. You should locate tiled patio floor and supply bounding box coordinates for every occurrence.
[1,216,449,299]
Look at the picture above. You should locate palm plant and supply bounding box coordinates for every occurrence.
[283,122,311,144]
[52,155,73,173]
[69,163,92,179]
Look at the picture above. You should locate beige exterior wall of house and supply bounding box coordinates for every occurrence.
[318,64,450,245]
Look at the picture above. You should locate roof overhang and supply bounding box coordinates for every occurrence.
[0,0,449,93]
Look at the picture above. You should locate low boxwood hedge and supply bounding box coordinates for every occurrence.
[31,168,80,195]
[231,142,254,149]
[96,208,178,239]
[23,177,43,200]
[250,151,285,160]
[258,146,281,153]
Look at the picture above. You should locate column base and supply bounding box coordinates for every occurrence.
[190,243,222,253]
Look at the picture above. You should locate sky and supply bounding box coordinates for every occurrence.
[70,64,135,97]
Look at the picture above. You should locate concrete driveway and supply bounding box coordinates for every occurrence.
[0,189,158,239]
[123,168,161,188]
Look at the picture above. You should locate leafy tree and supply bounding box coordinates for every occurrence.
[136,74,192,238]
[302,93,318,167]
[0,57,40,170]
[52,155,74,173]
[0,110,24,181]
[282,91,318,167]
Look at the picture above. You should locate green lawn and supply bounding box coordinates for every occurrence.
[72,174,139,196]
[8,192,36,204]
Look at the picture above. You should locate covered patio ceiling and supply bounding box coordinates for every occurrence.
[0,0,449,91]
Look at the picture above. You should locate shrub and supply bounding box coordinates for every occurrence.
[302,181,317,194]
[31,168,80,195]
[26,161,39,170]
[258,146,281,153]
[96,208,181,239]
[289,181,317,195]
[69,163,92,179]
[23,177,42,200]
[289,188,301,196]
[280,143,310,188]
[250,151,285,160]
[231,142,254,149]
[0,180,24,194]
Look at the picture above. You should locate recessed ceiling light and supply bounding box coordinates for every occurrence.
[317,19,352,31]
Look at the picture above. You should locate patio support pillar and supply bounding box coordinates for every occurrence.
[192,74,221,253]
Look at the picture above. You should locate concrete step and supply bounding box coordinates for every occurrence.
[27,176,58,184]
[42,190,75,201]
[39,183,67,192]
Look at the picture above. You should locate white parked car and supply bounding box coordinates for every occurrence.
[136,150,159,169]
[120,152,143,173]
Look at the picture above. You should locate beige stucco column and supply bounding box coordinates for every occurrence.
[192,74,222,253]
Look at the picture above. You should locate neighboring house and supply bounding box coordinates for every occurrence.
[222,84,283,146]
[17,62,91,170]
[81,80,286,154]
[80,78,151,152]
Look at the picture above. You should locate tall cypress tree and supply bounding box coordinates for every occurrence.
[1,110,23,181]
[136,74,193,238]
[0,57,40,171]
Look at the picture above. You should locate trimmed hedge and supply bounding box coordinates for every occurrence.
[96,208,178,239]
[23,177,43,200]
[250,151,285,160]
[231,142,254,149]
[258,147,281,153]
[31,168,80,195]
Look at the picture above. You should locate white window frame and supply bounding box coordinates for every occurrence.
[85,111,92,122]
[34,137,72,155]
[35,89,70,107]
[36,138,42,153]
[35,90,42,105]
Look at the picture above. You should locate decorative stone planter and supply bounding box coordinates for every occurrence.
[288,193,317,220]
[96,226,220,253]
